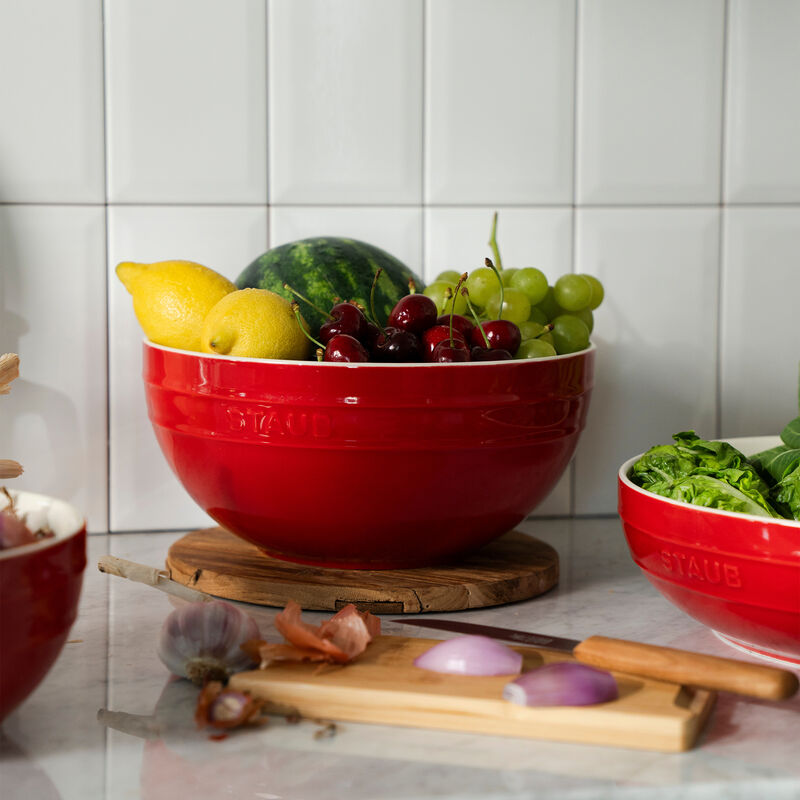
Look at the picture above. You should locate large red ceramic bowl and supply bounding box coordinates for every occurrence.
[143,341,595,569]
[618,436,800,666]
[0,490,86,721]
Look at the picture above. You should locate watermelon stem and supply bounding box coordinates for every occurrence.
[284,283,332,320]
[462,287,491,348]
[291,302,325,353]
[484,257,504,321]
[488,211,503,270]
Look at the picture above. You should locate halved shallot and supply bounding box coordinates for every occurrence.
[413,635,523,676]
[503,661,618,707]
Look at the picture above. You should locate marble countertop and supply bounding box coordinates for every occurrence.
[2,517,799,800]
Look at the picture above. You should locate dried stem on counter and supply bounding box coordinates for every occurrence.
[97,554,211,603]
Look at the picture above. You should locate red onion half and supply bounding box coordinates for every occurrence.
[413,635,523,676]
[503,661,618,707]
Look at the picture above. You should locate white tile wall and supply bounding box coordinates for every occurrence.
[1,0,798,532]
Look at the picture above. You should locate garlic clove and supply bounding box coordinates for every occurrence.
[157,600,261,685]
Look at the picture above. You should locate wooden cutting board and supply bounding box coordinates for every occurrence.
[230,635,716,752]
[166,527,559,613]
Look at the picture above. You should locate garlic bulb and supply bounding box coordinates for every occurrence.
[157,600,261,685]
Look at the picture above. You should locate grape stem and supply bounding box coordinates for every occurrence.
[488,211,503,271]
[485,257,504,321]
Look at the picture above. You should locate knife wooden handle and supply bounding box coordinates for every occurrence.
[573,636,799,700]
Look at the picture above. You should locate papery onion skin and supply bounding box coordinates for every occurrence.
[413,635,523,676]
[503,661,618,707]
[157,601,261,685]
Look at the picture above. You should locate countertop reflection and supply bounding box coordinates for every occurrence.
[1,518,798,800]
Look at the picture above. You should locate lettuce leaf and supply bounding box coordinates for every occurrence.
[749,414,800,520]
[631,431,782,518]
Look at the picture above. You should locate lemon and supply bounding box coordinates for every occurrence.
[201,288,311,360]
[116,260,236,351]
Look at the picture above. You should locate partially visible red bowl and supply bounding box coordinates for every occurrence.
[0,490,86,721]
[143,341,595,569]
[618,436,800,666]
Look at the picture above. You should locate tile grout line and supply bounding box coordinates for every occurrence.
[420,0,427,276]
[568,0,582,517]
[99,0,112,794]
[265,0,272,250]
[716,0,731,440]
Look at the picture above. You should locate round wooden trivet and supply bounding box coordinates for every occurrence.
[165,527,558,614]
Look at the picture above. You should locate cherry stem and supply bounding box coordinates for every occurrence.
[291,302,325,351]
[369,268,384,329]
[462,287,490,348]
[449,273,468,346]
[484,257,504,321]
[314,347,324,362]
[488,211,503,271]
[408,278,417,295]
[283,284,332,320]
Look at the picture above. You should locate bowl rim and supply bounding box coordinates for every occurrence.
[143,337,597,366]
[0,489,86,560]
[618,435,800,530]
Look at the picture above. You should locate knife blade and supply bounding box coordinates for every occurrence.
[391,617,799,701]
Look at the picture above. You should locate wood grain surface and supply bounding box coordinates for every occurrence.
[165,527,559,613]
[230,635,717,752]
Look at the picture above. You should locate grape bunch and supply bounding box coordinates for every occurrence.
[423,215,604,358]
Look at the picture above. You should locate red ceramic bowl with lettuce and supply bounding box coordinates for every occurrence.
[618,436,800,666]
[143,340,595,569]
[0,489,87,721]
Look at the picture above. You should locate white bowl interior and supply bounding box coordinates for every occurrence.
[0,489,85,557]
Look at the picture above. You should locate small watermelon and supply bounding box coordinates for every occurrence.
[236,237,424,339]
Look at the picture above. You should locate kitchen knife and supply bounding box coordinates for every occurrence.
[392,618,799,701]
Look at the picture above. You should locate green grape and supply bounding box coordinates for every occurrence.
[423,281,468,316]
[500,268,518,287]
[571,307,594,333]
[554,274,593,311]
[435,269,462,284]
[539,331,555,347]
[533,286,563,321]
[580,274,605,310]
[551,314,590,354]
[527,306,549,325]
[510,267,548,305]
[465,267,499,307]
[518,320,548,340]
[516,338,557,359]
[484,287,531,324]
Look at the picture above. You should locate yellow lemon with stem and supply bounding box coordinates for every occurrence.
[201,288,311,360]
[116,260,236,352]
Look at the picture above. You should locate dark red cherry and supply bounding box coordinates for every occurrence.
[324,334,369,362]
[387,293,438,335]
[421,324,466,362]
[432,339,470,362]
[435,313,474,343]
[319,302,368,344]
[470,346,512,361]
[470,320,521,356]
[372,327,420,362]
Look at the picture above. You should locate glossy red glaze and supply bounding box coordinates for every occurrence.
[618,439,800,665]
[0,492,86,721]
[143,341,595,568]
